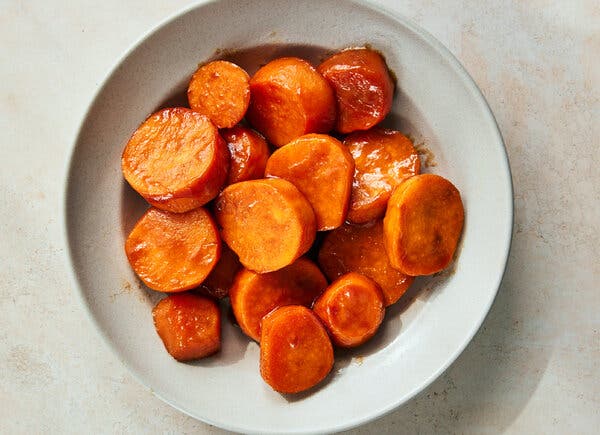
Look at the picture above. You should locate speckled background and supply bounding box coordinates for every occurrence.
[1,0,598,433]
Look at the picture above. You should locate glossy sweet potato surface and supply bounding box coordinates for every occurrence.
[260,305,333,393]
[318,220,413,306]
[215,178,316,273]
[247,57,336,147]
[313,272,385,347]
[125,207,220,292]
[318,48,394,133]
[221,126,269,184]
[188,60,250,129]
[384,174,464,276]
[153,293,221,361]
[265,133,354,230]
[119,48,465,392]
[122,108,229,212]
[345,128,420,224]
[229,257,327,341]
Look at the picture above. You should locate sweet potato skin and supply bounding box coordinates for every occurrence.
[229,257,327,341]
[125,207,221,292]
[122,108,229,213]
[265,133,354,231]
[384,174,464,276]
[153,293,221,361]
[187,60,250,129]
[220,126,269,184]
[318,48,394,134]
[247,57,336,147]
[345,129,420,224]
[214,178,316,273]
[318,220,413,306]
[313,272,385,347]
[260,305,334,393]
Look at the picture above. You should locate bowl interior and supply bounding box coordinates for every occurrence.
[65,0,512,433]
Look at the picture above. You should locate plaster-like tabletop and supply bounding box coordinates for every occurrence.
[1,1,598,433]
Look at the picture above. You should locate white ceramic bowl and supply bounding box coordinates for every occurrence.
[64,0,513,433]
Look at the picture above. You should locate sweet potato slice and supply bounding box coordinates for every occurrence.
[260,305,333,393]
[318,220,413,306]
[247,57,336,147]
[125,207,220,292]
[198,243,241,299]
[187,60,250,129]
[317,48,394,134]
[122,108,229,212]
[384,174,464,275]
[214,178,316,273]
[229,257,327,341]
[313,272,385,347]
[345,129,420,224]
[220,126,269,184]
[265,134,354,231]
[153,293,221,361]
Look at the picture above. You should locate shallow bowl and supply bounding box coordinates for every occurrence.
[64,0,513,432]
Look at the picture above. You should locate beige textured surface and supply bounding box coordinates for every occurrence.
[1,0,598,433]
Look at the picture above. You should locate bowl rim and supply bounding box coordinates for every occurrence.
[62,0,514,433]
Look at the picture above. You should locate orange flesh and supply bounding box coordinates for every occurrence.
[187,60,250,129]
[317,48,394,134]
[153,293,221,361]
[120,50,468,383]
[229,257,327,342]
[214,178,316,273]
[265,134,354,230]
[383,174,464,275]
[247,57,336,147]
[220,126,270,184]
[125,207,221,292]
[318,220,413,306]
[121,108,229,212]
[313,272,385,347]
[345,129,420,223]
[198,243,241,299]
[260,305,334,393]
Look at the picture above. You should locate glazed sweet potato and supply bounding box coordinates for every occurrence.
[345,129,420,224]
[187,60,250,129]
[383,174,464,275]
[260,305,334,393]
[313,272,385,347]
[153,293,221,361]
[120,47,468,391]
[229,257,327,341]
[122,108,229,212]
[317,48,394,133]
[318,220,413,306]
[125,207,220,292]
[198,243,241,299]
[265,134,354,231]
[247,57,336,147]
[220,126,270,184]
[214,178,316,273]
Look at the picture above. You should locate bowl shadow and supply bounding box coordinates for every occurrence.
[342,229,552,433]
[120,181,148,238]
